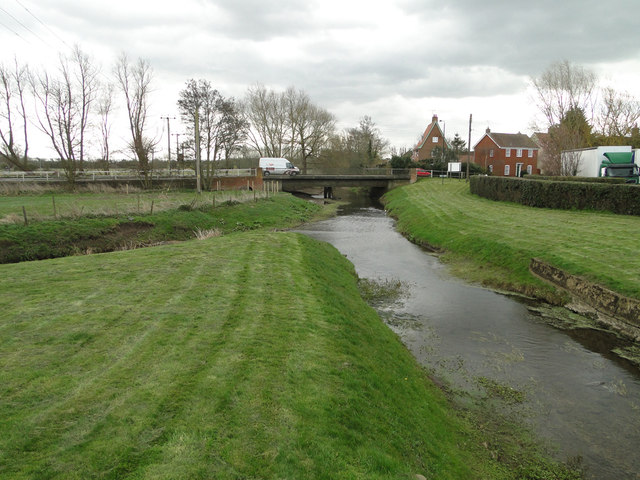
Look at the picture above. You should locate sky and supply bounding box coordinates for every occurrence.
[1,0,640,159]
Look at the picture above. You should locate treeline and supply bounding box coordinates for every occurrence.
[1,46,390,186]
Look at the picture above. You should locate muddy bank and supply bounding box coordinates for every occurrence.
[531,258,640,342]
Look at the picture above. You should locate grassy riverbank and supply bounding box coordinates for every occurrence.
[0,193,325,263]
[0,228,582,478]
[0,233,486,478]
[383,179,640,303]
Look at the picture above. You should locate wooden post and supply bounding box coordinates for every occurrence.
[22,206,28,225]
[150,200,154,215]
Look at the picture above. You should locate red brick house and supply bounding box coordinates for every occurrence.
[412,114,448,162]
[473,128,540,176]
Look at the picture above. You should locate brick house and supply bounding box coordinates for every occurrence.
[412,114,448,162]
[473,128,540,176]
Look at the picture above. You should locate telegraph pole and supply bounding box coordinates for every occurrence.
[467,113,472,182]
[161,116,175,174]
[195,108,201,193]
[172,132,182,171]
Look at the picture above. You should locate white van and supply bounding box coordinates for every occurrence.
[259,157,300,176]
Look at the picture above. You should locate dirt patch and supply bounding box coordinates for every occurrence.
[70,221,155,254]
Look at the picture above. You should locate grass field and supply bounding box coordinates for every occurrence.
[0,188,269,224]
[0,231,532,479]
[0,193,325,263]
[383,179,640,301]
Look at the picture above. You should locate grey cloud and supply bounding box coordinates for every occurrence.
[400,0,640,76]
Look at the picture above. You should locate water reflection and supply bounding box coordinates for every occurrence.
[297,195,640,480]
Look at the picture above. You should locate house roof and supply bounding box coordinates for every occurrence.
[482,132,538,149]
[414,115,447,150]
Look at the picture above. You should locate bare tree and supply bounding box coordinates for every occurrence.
[284,87,335,174]
[72,46,99,171]
[30,46,99,183]
[114,53,155,183]
[178,79,223,186]
[0,59,31,171]
[244,84,287,158]
[97,82,115,170]
[531,61,598,176]
[532,60,598,127]
[346,116,389,168]
[597,87,640,142]
[217,97,248,167]
[32,59,78,182]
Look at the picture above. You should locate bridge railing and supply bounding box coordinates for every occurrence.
[303,168,411,176]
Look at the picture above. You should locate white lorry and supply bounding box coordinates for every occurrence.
[259,157,300,176]
[564,146,638,181]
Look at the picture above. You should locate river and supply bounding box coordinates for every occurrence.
[296,191,640,480]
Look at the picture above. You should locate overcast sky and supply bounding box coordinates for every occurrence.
[2,0,640,159]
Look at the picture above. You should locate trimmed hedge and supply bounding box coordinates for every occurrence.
[470,175,640,215]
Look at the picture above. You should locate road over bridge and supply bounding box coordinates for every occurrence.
[264,170,417,198]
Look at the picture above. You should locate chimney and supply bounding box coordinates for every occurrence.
[486,127,491,134]
[432,114,438,123]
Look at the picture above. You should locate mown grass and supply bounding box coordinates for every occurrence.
[0,231,522,479]
[0,194,323,263]
[383,179,640,302]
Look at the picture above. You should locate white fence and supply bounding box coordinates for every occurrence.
[0,168,258,182]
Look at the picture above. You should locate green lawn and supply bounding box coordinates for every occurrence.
[383,179,640,301]
[0,231,520,479]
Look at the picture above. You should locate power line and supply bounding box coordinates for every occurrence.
[0,18,29,42]
[14,0,71,50]
[0,5,46,44]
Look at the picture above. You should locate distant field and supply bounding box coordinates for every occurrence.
[0,232,519,479]
[383,179,640,301]
[0,189,267,223]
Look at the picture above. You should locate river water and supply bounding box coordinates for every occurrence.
[296,192,640,480]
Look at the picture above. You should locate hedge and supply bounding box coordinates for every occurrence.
[469,176,640,216]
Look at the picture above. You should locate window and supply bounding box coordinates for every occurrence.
[432,136,439,143]
[489,165,493,173]
[528,149,533,158]
[516,148,523,157]
[527,165,533,175]
[504,165,510,176]
[489,149,494,158]
[505,148,511,157]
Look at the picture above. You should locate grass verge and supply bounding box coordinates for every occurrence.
[383,179,640,303]
[0,231,581,479]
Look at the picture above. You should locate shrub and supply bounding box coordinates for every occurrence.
[470,176,640,215]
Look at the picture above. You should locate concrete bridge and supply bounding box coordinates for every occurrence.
[0,168,417,197]
[263,169,417,198]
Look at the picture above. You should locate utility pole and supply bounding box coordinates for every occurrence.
[195,108,201,193]
[172,132,182,171]
[161,116,175,174]
[467,113,472,182]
